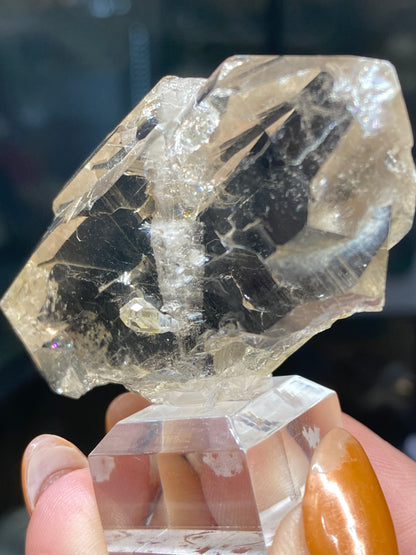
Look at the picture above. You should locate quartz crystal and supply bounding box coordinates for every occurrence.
[1,55,415,399]
[89,375,342,554]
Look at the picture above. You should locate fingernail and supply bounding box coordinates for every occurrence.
[105,392,151,433]
[22,434,88,514]
[303,427,398,555]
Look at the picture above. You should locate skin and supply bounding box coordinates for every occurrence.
[23,394,416,555]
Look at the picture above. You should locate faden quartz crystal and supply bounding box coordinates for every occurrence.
[89,375,342,554]
[1,55,416,399]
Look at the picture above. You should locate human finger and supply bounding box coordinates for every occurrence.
[303,427,398,554]
[271,417,416,554]
[343,413,416,554]
[22,434,88,515]
[105,392,151,432]
[23,435,107,555]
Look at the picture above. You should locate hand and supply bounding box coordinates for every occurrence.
[22,394,416,555]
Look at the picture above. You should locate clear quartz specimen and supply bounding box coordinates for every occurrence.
[89,375,342,554]
[1,55,416,399]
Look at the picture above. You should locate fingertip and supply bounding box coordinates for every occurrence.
[105,392,151,433]
[26,468,107,555]
[22,434,88,514]
[342,414,416,554]
[342,412,416,476]
[303,427,398,554]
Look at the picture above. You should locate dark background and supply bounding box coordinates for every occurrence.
[1,1,416,551]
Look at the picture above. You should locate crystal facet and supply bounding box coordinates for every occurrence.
[88,375,342,554]
[1,55,415,398]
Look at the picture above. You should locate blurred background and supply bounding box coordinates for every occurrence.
[1,0,416,552]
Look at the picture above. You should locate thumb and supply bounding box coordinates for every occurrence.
[23,435,107,555]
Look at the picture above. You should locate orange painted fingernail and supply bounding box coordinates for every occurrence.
[303,427,398,555]
[22,434,88,514]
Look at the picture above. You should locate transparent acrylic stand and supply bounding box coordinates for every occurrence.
[89,376,342,554]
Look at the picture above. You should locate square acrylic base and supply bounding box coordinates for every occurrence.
[89,376,342,554]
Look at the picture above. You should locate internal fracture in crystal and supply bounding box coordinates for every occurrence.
[1,55,415,398]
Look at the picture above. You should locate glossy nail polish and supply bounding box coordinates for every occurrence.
[303,427,398,554]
